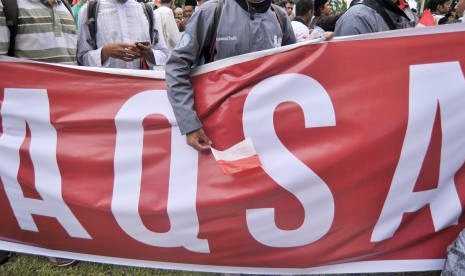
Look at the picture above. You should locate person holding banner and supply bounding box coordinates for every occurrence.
[0,0,77,64]
[76,0,169,69]
[165,0,296,151]
[291,0,331,41]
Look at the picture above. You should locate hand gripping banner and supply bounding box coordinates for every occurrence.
[1,24,465,274]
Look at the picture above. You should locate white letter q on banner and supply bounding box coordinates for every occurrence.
[243,73,335,247]
[113,90,209,253]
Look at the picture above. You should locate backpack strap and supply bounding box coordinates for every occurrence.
[141,2,157,44]
[203,0,285,63]
[2,0,18,56]
[351,0,397,30]
[61,0,73,16]
[85,0,99,49]
[200,0,224,63]
[270,4,287,44]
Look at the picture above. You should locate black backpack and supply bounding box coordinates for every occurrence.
[349,0,410,30]
[84,0,158,49]
[1,0,73,56]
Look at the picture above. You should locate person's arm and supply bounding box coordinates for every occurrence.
[76,4,112,67]
[165,1,218,150]
[456,0,465,20]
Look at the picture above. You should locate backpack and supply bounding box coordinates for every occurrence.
[202,0,289,63]
[350,0,396,30]
[349,0,410,30]
[85,0,158,49]
[1,0,73,56]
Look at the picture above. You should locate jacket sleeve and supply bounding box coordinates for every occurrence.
[165,2,218,135]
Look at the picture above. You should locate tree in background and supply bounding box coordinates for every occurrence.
[175,0,184,7]
[330,0,347,14]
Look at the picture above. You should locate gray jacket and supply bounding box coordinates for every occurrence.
[165,0,296,135]
[335,0,417,36]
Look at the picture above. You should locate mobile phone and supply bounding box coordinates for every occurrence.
[136,41,150,47]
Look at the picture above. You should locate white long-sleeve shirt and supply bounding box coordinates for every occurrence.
[154,6,181,51]
[77,0,169,69]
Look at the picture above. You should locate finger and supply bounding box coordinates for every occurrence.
[126,48,141,57]
[122,54,135,62]
[197,140,211,150]
[187,139,206,151]
[186,129,211,151]
[197,131,212,147]
[189,141,210,151]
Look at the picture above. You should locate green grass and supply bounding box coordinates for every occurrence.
[0,253,442,276]
[0,253,217,276]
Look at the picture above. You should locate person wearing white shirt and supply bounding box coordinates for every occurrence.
[428,0,451,24]
[154,0,181,51]
[291,0,330,42]
[77,0,169,69]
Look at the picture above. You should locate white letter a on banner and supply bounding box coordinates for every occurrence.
[0,88,91,239]
[372,62,465,242]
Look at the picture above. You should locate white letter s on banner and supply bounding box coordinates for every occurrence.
[243,74,335,247]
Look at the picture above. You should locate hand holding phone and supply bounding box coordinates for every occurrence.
[135,41,150,48]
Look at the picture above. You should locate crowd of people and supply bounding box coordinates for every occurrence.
[1,0,465,272]
[1,0,464,69]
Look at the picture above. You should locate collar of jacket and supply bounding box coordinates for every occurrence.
[235,0,272,14]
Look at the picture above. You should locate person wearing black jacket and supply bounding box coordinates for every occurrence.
[309,0,343,31]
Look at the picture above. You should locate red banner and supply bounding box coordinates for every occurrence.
[1,25,465,274]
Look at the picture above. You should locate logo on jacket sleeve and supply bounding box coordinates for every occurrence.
[178,34,192,49]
